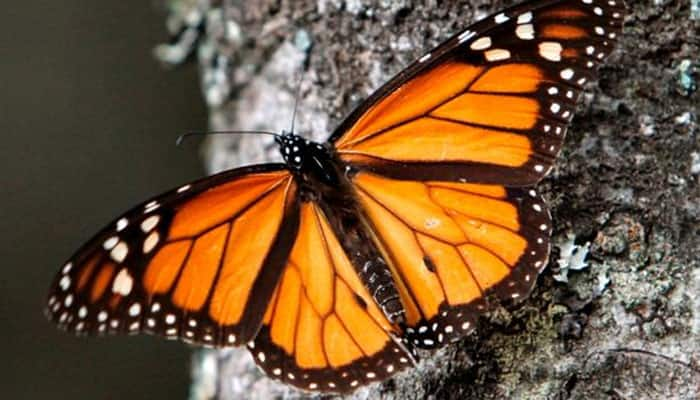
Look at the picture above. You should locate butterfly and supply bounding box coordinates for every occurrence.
[46,0,625,394]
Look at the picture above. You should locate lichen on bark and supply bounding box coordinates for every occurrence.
[157,1,699,399]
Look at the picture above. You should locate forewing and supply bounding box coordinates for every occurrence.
[332,0,625,186]
[46,165,300,347]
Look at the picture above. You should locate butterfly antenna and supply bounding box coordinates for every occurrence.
[176,130,281,146]
[289,72,304,134]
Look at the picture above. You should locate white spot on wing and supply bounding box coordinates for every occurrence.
[494,13,509,24]
[129,303,141,316]
[143,231,160,254]
[517,12,533,24]
[59,276,71,291]
[560,68,574,80]
[62,262,73,274]
[144,201,160,213]
[458,30,475,43]
[539,41,563,62]
[112,268,134,296]
[116,218,128,232]
[110,242,129,263]
[485,49,511,62]
[516,24,534,40]
[140,215,160,232]
[103,236,119,251]
[470,36,492,50]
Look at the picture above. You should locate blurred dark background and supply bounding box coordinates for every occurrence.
[1,2,207,399]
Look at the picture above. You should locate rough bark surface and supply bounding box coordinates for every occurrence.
[158,1,700,399]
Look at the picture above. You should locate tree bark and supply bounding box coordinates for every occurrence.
[158,1,700,398]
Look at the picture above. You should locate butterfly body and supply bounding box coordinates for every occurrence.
[47,0,625,393]
[277,133,408,324]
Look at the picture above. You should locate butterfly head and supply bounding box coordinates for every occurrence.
[276,133,309,170]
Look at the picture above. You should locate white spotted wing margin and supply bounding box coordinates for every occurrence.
[45,164,295,342]
[249,329,417,394]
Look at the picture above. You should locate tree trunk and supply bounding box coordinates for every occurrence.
[158,1,700,398]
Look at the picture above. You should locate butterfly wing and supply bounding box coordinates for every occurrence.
[351,172,550,348]
[46,164,300,346]
[248,201,415,393]
[331,0,625,186]
[329,0,624,348]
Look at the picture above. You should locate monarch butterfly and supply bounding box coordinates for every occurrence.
[46,0,625,394]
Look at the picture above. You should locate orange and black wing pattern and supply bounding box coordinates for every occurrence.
[249,201,415,393]
[332,0,625,186]
[352,172,550,348]
[46,165,300,346]
[45,0,626,395]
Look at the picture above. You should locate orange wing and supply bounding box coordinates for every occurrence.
[351,172,551,348]
[331,0,624,186]
[46,165,300,346]
[249,201,415,393]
